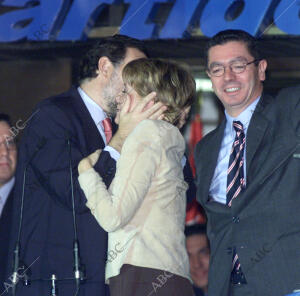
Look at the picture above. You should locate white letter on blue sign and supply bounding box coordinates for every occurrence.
[200,0,274,37]
[57,0,115,41]
[120,0,171,39]
[160,0,201,38]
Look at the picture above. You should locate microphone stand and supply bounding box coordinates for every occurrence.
[12,135,87,296]
[67,135,85,294]
[11,138,46,296]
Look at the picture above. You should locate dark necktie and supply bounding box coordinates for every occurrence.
[102,118,112,143]
[227,121,246,276]
[227,121,246,206]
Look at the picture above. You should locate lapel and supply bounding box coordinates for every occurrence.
[232,93,297,211]
[198,120,226,204]
[197,120,232,223]
[245,93,273,175]
[69,87,106,154]
[246,93,298,185]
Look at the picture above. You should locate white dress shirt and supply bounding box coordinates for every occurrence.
[209,97,260,204]
[78,87,120,161]
[0,177,14,217]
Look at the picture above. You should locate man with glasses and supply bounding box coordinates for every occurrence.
[195,29,300,296]
[0,114,17,292]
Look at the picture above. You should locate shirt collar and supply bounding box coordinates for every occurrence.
[225,96,261,135]
[77,87,108,127]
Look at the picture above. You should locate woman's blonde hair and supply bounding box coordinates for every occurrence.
[122,58,196,125]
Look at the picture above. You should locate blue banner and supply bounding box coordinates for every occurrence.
[0,0,298,42]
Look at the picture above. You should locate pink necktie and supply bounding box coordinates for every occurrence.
[102,118,112,143]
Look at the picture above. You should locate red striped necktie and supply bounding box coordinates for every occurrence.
[102,118,112,144]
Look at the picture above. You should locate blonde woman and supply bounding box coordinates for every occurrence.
[78,58,196,296]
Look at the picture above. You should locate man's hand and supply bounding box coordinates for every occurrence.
[78,149,102,174]
[109,92,167,152]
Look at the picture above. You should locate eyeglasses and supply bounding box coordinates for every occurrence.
[208,59,259,77]
[0,138,16,151]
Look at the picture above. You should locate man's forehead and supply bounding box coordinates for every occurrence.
[187,233,208,247]
[0,121,11,137]
[208,41,252,64]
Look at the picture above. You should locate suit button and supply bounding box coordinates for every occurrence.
[232,216,240,223]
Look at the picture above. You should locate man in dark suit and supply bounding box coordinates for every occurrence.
[195,29,300,296]
[0,114,17,291]
[8,35,166,296]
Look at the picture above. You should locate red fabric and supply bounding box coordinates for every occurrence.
[185,199,206,225]
[102,118,112,143]
[185,114,206,225]
[188,114,203,177]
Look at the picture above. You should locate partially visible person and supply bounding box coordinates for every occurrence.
[0,114,17,292]
[78,58,196,296]
[185,224,210,296]
[195,29,300,296]
[8,35,165,296]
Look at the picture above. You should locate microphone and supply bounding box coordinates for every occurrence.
[50,274,58,296]
[12,137,47,296]
[65,133,85,291]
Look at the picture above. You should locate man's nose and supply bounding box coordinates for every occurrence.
[0,141,9,156]
[223,65,236,81]
[191,256,203,268]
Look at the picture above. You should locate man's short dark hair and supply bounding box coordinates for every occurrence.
[204,29,263,66]
[78,34,148,83]
[185,223,210,249]
[0,113,12,127]
[185,223,207,238]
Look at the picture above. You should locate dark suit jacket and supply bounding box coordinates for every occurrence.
[195,89,300,296]
[8,87,117,296]
[0,187,14,291]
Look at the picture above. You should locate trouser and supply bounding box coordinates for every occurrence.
[109,264,195,296]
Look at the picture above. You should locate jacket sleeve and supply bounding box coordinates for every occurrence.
[78,120,162,232]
